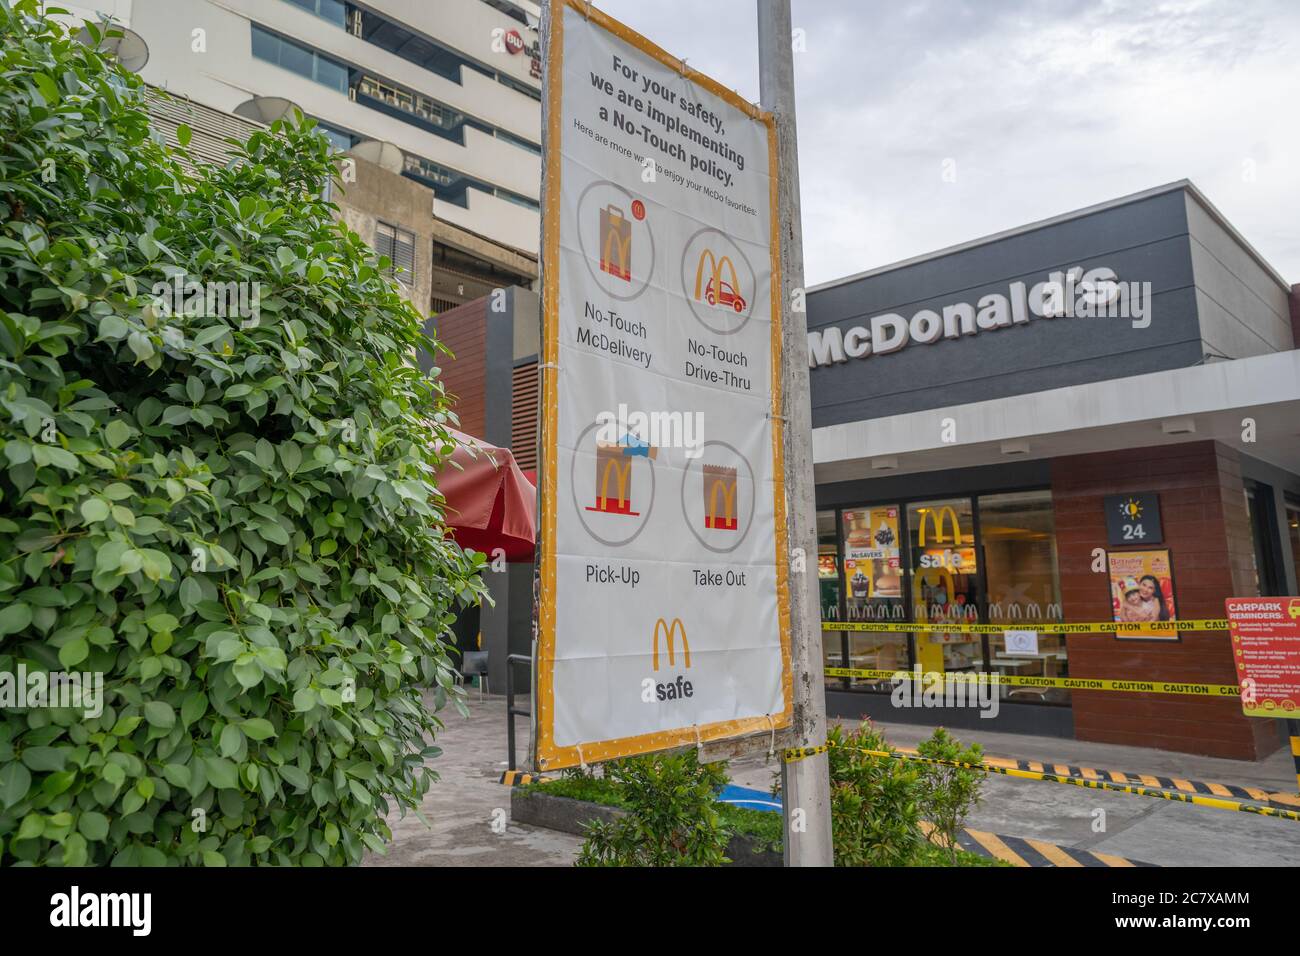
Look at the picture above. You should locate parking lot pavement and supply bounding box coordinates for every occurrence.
[725,717,1300,867]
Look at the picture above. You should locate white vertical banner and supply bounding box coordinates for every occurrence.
[535,0,790,770]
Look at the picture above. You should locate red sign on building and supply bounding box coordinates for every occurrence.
[1224,597,1300,717]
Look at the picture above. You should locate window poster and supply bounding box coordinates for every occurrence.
[1108,549,1177,639]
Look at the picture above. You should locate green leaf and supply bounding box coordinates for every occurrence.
[176,123,193,147]
[58,637,89,667]
[97,314,129,340]
[278,765,309,791]
[146,613,179,633]
[259,522,289,545]
[80,498,109,523]
[23,747,67,772]
[32,72,60,103]
[43,770,76,795]
[110,715,142,737]
[144,701,176,729]
[127,330,154,362]
[204,756,240,790]
[232,659,263,689]
[181,690,208,726]
[17,813,45,841]
[0,602,33,636]
[0,763,31,810]
[104,419,131,448]
[279,441,302,474]
[240,718,276,741]
[78,811,110,841]
[219,723,243,757]
[180,576,203,609]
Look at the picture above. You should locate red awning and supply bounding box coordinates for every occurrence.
[436,428,536,563]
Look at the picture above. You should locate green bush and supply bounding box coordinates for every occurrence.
[0,2,483,865]
[916,727,985,863]
[575,750,732,867]
[823,721,921,867]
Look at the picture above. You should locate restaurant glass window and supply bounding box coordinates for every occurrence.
[1244,483,1285,596]
[979,491,1068,704]
[1287,497,1300,594]
[842,505,908,689]
[817,510,844,684]
[907,498,981,673]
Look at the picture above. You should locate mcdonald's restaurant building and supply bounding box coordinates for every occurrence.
[807,182,1300,761]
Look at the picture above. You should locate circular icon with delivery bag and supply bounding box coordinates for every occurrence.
[576,180,655,301]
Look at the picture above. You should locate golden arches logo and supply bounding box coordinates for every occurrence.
[707,479,736,523]
[917,506,962,546]
[600,205,631,280]
[652,617,690,671]
[693,248,739,303]
[597,456,632,510]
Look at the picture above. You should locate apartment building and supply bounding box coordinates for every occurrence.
[62,0,541,310]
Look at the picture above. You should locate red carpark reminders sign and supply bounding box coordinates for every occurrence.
[1225,597,1300,718]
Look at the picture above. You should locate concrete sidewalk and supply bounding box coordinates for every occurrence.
[362,692,580,867]
[366,694,1300,867]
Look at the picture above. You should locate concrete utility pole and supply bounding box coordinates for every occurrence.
[757,0,834,867]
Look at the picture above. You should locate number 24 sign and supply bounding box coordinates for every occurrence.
[1103,492,1163,546]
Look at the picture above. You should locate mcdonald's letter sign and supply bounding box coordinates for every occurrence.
[535,0,791,769]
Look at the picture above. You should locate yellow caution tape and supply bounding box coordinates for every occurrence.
[821,619,1229,634]
[782,745,1300,822]
[824,666,1240,697]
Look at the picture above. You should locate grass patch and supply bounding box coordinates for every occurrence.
[525,774,625,808]
[910,841,1011,867]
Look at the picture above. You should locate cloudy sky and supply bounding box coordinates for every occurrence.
[594,0,1299,287]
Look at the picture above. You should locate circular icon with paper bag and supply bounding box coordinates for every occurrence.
[679,441,754,554]
[576,180,655,301]
[570,420,656,547]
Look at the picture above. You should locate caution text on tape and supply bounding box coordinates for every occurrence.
[821,619,1229,635]
[824,667,1240,697]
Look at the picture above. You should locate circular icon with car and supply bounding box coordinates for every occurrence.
[679,227,756,335]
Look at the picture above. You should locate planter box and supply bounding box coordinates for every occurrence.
[510,788,781,867]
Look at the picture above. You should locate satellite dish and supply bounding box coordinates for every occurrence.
[75,22,150,73]
[349,140,404,173]
[233,96,301,125]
